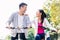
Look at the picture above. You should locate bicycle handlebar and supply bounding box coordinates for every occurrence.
[6,27,32,29]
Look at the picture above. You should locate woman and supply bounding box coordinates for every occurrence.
[32,9,57,40]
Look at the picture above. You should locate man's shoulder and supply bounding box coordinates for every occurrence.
[11,12,18,16]
[24,14,28,16]
[24,14,30,19]
[24,14,29,17]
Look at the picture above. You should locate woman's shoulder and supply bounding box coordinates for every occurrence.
[43,18,49,23]
[44,18,47,20]
[44,18,48,21]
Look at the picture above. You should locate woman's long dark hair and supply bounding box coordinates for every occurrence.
[39,10,47,23]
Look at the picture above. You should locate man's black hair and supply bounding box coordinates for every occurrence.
[19,3,27,8]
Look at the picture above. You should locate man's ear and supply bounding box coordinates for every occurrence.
[24,14,28,16]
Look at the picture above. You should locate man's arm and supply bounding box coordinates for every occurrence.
[25,14,32,29]
[43,18,57,32]
[6,13,14,28]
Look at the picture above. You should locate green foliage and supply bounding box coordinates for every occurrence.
[28,28,35,40]
[5,35,11,40]
[5,28,35,40]
[43,0,60,27]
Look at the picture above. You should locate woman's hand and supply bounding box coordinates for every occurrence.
[51,29,58,33]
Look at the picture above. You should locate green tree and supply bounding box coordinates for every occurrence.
[43,0,60,27]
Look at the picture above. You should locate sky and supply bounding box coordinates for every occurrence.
[0,0,46,39]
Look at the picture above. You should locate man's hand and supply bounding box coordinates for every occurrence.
[6,26,15,29]
[30,27,32,28]
[17,27,20,30]
[23,27,28,29]
[6,27,11,29]
[26,27,32,29]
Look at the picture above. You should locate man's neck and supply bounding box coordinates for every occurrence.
[18,11,24,16]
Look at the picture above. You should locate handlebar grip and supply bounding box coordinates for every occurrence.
[51,30,56,32]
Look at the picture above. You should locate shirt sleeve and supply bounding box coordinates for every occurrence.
[26,16,31,28]
[43,18,57,31]
[7,13,14,25]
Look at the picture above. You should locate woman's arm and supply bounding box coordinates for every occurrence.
[43,18,57,31]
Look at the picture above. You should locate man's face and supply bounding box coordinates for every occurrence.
[20,5,27,13]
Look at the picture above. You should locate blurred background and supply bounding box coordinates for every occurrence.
[0,0,60,40]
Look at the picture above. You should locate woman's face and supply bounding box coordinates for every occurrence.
[36,11,42,17]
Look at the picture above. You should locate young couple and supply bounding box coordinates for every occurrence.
[6,3,57,40]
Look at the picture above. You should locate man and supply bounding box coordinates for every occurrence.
[6,3,31,40]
